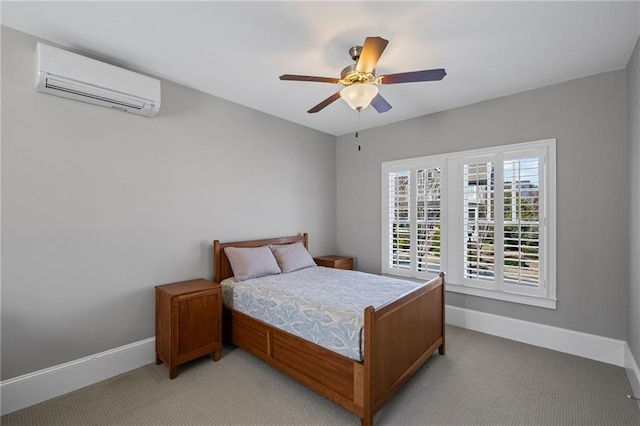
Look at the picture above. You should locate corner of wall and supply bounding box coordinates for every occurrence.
[628,23,640,391]
[625,343,640,410]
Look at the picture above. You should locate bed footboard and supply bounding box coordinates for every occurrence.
[223,306,366,416]
[362,272,445,426]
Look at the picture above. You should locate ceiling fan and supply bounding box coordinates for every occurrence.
[279,36,446,114]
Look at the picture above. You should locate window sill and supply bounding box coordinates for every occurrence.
[381,272,557,309]
[446,282,557,309]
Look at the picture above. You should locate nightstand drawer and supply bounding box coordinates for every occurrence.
[314,255,353,270]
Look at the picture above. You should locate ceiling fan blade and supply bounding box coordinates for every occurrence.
[379,68,447,84]
[356,36,389,74]
[307,91,341,113]
[370,93,392,113]
[280,74,340,84]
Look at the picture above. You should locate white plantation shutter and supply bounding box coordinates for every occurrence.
[503,155,541,288]
[463,159,496,283]
[417,168,442,273]
[498,150,549,299]
[387,170,411,271]
[383,164,443,277]
[382,139,555,309]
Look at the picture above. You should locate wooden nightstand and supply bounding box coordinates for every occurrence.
[314,255,353,270]
[155,278,222,379]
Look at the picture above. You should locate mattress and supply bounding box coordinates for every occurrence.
[220,266,419,361]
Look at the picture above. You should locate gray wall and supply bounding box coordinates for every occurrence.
[629,36,640,366]
[337,69,629,340]
[1,26,337,380]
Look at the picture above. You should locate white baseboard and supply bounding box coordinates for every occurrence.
[625,343,640,410]
[0,337,155,416]
[0,308,633,416]
[446,305,627,367]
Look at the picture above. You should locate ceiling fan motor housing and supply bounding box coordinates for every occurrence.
[340,64,375,85]
[340,46,375,85]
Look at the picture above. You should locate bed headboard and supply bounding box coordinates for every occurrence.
[213,233,309,283]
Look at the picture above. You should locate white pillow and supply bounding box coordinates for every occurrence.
[224,246,281,281]
[269,242,316,273]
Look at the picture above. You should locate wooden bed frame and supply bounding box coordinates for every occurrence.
[213,233,445,426]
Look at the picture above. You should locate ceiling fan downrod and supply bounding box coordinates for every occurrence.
[349,45,362,62]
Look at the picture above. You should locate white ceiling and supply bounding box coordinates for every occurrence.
[2,1,639,136]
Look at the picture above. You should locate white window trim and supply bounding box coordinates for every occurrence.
[382,139,557,309]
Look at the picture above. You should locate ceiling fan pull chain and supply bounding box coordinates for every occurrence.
[355,110,360,138]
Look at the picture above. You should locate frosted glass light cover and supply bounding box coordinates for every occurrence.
[340,84,378,111]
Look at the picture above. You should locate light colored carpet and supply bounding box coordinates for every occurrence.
[2,325,640,425]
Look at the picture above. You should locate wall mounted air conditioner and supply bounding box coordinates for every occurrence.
[35,42,161,117]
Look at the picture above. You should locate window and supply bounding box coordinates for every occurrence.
[382,139,556,309]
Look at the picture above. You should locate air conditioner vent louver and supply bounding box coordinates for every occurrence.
[35,43,160,117]
[45,77,146,110]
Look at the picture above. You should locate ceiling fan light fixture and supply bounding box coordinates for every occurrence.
[280,36,445,114]
[340,83,378,111]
